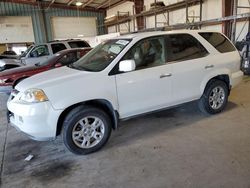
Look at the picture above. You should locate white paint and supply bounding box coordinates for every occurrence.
[0,16,34,43]
[7,30,243,140]
[51,16,97,39]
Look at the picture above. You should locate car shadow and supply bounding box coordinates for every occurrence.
[105,100,239,150]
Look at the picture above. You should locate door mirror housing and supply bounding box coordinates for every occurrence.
[119,60,136,72]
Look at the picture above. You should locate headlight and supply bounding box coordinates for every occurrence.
[20,89,48,103]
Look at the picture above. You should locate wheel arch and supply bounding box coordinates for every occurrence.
[200,70,231,95]
[13,76,29,88]
[56,99,119,136]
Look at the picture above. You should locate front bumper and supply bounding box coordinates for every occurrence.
[7,94,63,141]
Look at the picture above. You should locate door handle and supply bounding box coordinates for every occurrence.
[160,73,172,78]
[205,65,214,69]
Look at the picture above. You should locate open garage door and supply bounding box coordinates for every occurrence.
[0,16,35,43]
[51,17,97,40]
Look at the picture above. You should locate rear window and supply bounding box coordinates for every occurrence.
[68,41,90,48]
[199,32,236,53]
[51,43,67,54]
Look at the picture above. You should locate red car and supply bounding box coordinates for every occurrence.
[0,48,91,93]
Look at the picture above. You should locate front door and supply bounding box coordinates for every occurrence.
[114,36,173,118]
[24,45,50,65]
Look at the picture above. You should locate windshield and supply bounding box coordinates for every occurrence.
[20,45,34,58]
[69,39,131,72]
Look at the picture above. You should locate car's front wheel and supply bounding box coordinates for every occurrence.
[199,79,229,114]
[63,106,112,155]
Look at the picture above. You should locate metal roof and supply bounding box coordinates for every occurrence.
[6,0,130,10]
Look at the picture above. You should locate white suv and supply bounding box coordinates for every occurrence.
[7,30,243,155]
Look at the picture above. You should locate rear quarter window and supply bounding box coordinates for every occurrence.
[199,32,236,53]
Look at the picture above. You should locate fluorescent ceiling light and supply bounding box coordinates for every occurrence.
[76,2,83,6]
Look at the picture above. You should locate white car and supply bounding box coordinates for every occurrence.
[7,30,243,155]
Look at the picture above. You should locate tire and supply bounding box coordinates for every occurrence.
[198,79,229,115]
[63,105,112,155]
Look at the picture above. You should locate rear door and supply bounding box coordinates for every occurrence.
[166,34,210,104]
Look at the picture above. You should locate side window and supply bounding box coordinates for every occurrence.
[122,37,165,70]
[199,32,236,53]
[166,34,208,62]
[56,52,78,65]
[51,43,67,54]
[30,45,49,57]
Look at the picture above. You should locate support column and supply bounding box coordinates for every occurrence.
[134,0,144,30]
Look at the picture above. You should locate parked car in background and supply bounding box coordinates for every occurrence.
[0,48,91,93]
[0,39,90,67]
[0,50,18,59]
[7,30,243,155]
[0,59,24,72]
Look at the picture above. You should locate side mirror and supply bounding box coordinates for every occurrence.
[119,60,136,72]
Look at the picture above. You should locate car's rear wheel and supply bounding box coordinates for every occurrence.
[199,79,229,114]
[63,105,112,155]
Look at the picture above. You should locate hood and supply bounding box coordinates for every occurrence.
[15,66,92,92]
[0,64,37,77]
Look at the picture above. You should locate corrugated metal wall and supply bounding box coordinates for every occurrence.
[0,2,105,43]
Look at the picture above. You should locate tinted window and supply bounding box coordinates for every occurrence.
[199,32,236,53]
[166,34,208,62]
[20,45,33,58]
[68,41,90,48]
[30,45,49,57]
[51,43,67,54]
[57,52,79,65]
[121,37,165,70]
